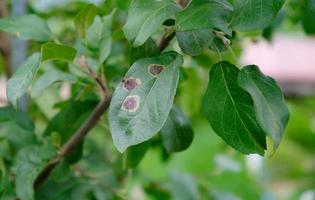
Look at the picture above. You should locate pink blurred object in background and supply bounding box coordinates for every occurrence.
[241,34,315,96]
[0,77,7,106]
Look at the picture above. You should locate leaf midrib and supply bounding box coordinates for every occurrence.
[219,64,264,151]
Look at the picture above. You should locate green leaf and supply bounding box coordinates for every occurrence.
[86,11,115,64]
[169,172,200,200]
[176,30,214,56]
[41,42,77,63]
[74,4,98,37]
[0,171,14,199]
[231,0,285,31]
[124,141,150,168]
[0,107,37,152]
[109,52,183,152]
[175,0,233,55]
[123,0,180,47]
[202,61,266,155]
[0,106,34,130]
[238,65,289,150]
[129,37,159,64]
[160,106,194,153]
[14,144,57,200]
[44,100,98,163]
[0,15,52,41]
[31,70,76,98]
[302,0,315,34]
[6,53,41,108]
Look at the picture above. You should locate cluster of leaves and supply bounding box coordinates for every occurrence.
[111,0,290,155]
[0,0,308,199]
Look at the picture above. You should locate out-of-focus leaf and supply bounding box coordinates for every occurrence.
[31,70,76,98]
[86,10,115,65]
[262,10,286,41]
[238,65,289,151]
[0,107,36,151]
[209,189,241,200]
[123,0,179,47]
[202,61,266,155]
[169,172,200,200]
[124,141,150,168]
[44,100,98,163]
[231,0,285,31]
[0,106,34,130]
[6,53,41,107]
[302,0,315,34]
[0,15,52,41]
[0,171,14,199]
[14,144,57,200]
[41,42,77,63]
[109,52,183,152]
[74,4,98,37]
[160,106,194,153]
[49,160,72,183]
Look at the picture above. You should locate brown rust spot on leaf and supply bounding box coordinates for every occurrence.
[122,78,141,91]
[148,64,165,76]
[121,95,140,112]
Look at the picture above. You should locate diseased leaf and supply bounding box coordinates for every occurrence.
[202,61,266,155]
[6,53,41,108]
[175,0,233,55]
[0,15,53,41]
[123,0,180,47]
[74,4,98,37]
[238,65,289,150]
[109,52,183,152]
[160,106,194,153]
[31,70,76,98]
[41,42,77,63]
[231,0,285,31]
[14,144,57,200]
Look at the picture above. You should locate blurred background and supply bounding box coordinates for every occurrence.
[1,0,315,200]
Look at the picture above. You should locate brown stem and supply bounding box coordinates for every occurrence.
[34,8,177,189]
[34,95,111,189]
[157,30,176,52]
[58,95,111,157]
[86,67,107,94]
[157,0,190,52]
[33,158,60,188]
[176,0,191,8]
